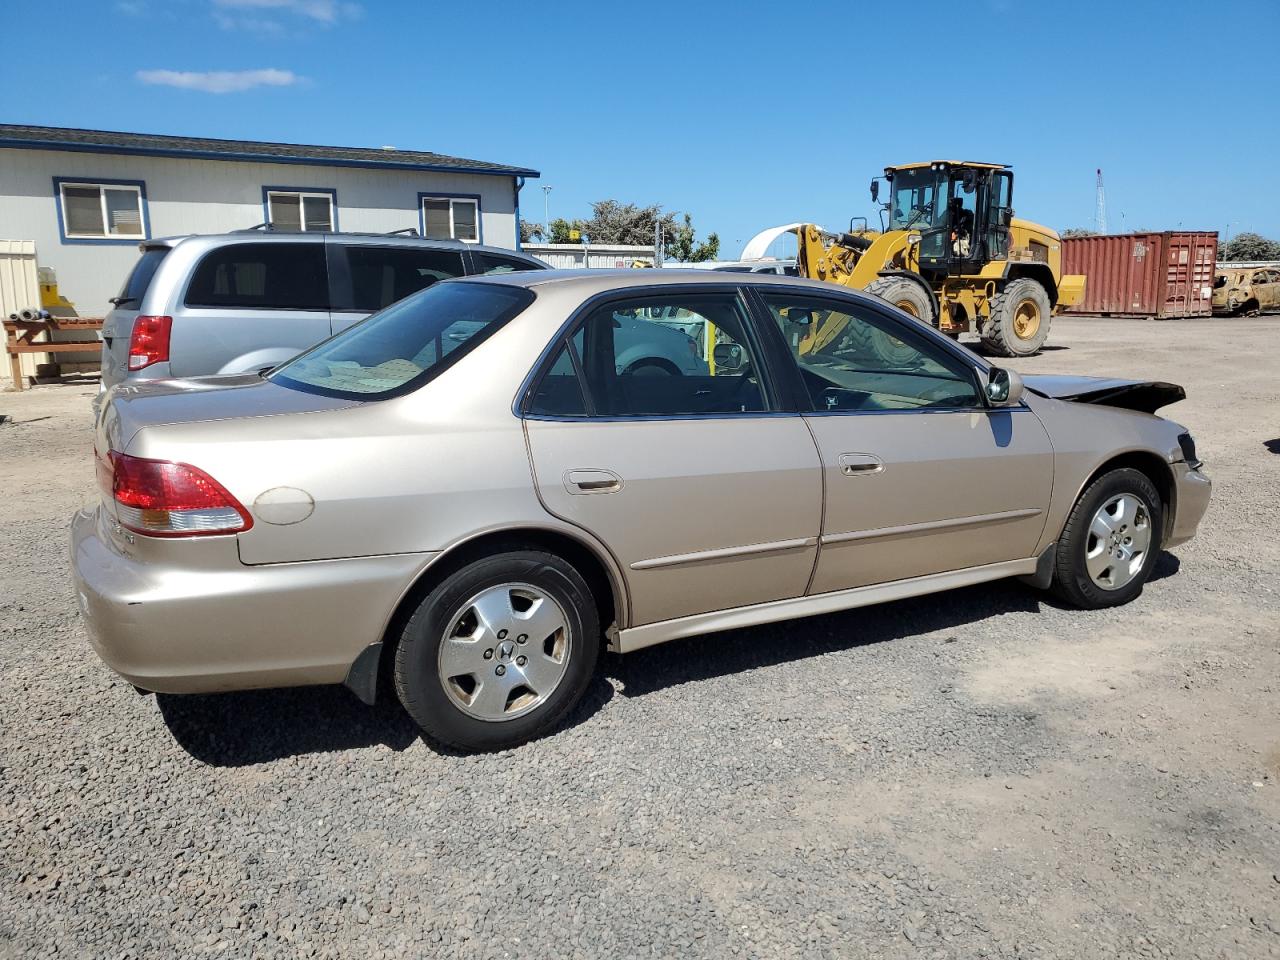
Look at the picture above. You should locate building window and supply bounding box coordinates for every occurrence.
[264,188,336,232]
[55,179,147,241]
[420,195,480,242]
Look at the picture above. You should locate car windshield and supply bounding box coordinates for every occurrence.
[888,168,945,231]
[270,280,534,400]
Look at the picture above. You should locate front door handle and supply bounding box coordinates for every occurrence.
[838,453,884,476]
[565,469,623,494]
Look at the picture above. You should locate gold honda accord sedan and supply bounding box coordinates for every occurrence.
[72,270,1211,751]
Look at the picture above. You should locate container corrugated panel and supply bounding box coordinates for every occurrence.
[1062,231,1218,318]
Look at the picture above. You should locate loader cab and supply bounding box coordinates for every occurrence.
[886,162,1013,275]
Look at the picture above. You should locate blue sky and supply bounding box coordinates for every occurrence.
[4,0,1278,255]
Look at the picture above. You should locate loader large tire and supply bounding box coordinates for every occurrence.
[858,276,936,367]
[982,278,1051,357]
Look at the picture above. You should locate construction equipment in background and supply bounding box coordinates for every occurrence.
[745,161,1086,357]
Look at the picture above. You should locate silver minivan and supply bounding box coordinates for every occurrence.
[101,232,547,390]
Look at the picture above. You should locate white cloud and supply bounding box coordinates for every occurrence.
[212,0,361,24]
[115,0,146,13]
[136,68,301,94]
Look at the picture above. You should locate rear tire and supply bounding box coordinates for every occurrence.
[983,278,1051,357]
[859,276,935,366]
[394,551,600,751]
[1051,468,1163,609]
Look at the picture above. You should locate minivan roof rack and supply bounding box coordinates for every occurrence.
[384,228,420,237]
[241,222,275,231]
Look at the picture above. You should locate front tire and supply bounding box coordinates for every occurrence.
[1051,468,1163,609]
[394,551,600,751]
[983,278,1052,357]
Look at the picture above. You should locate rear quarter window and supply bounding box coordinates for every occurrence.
[185,243,328,310]
[471,252,546,275]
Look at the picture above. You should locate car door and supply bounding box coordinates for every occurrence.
[171,240,331,377]
[752,288,1055,595]
[1263,270,1280,311]
[327,242,467,333]
[522,288,823,627]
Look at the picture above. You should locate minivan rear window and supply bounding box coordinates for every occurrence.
[270,281,533,400]
[185,243,328,310]
[116,247,169,306]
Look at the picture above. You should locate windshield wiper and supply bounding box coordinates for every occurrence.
[108,295,138,307]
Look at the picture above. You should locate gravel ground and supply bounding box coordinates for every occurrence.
[2,315,1278,960]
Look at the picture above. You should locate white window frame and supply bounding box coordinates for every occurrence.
[267,190,335,232]
[421,196,480,243]
[58,181,146,240]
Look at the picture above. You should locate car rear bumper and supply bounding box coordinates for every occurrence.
[1167,461,1211,549]
[70,506,432,695]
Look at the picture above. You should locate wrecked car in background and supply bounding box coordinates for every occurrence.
[1213,266,1280,316]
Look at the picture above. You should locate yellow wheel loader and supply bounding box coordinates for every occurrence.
[747,161,1085,357]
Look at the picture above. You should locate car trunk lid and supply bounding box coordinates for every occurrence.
[97,374,361,458]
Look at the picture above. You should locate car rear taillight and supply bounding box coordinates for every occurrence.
[128,315,172,371]
[107,452,252,537]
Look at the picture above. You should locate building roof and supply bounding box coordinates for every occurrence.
[0,124,538,179]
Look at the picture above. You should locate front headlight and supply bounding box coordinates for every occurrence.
[1177,432,1202,469]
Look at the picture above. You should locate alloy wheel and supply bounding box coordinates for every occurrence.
[1084,494,1152,590]
[437,582,572,722]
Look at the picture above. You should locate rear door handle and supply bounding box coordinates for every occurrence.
[565,469,623,494]
[838,453,884,476]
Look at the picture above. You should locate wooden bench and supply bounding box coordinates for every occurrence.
[4,317,104,391]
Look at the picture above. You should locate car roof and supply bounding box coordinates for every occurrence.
[455,267,855,296]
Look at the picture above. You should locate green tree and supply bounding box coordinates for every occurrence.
[519,220,544,244]
[1060,227,1097,238]
[1219,231,1280,262]
[546,217,586,244]
[537,201,717,260]
[665,213,720,262]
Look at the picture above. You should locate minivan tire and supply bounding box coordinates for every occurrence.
[1051,468,1163,609]
[394,551,600,751]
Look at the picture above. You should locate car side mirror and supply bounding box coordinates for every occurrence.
[713,342,744,371]
[986,367,1024,406]
[870,180,879,203]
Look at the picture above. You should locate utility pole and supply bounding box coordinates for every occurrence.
[541,185,552,238]
[1095,169,1107,235]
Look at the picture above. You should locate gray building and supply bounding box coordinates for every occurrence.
[0,124,538,315]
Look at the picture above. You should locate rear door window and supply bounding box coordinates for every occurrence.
[116,246,169,306]
[338,245,466,311]
[185,243,328,310]
[527,293,769,418]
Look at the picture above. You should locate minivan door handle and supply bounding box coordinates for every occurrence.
[838,453,884,476]
[564,469,623,494]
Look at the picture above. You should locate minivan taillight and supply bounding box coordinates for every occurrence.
[128,315,172,370]
[108,452,252,537]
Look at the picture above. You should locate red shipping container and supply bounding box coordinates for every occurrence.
[1061,231,1218,318]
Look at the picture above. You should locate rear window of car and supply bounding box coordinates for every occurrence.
[185,243,328,310]
[270,281,533,400]
[116,246,169,305]
[338,245,466,312]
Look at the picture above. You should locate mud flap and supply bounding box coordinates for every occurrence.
[1018,542,1057,590]
[343,642,383,705]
